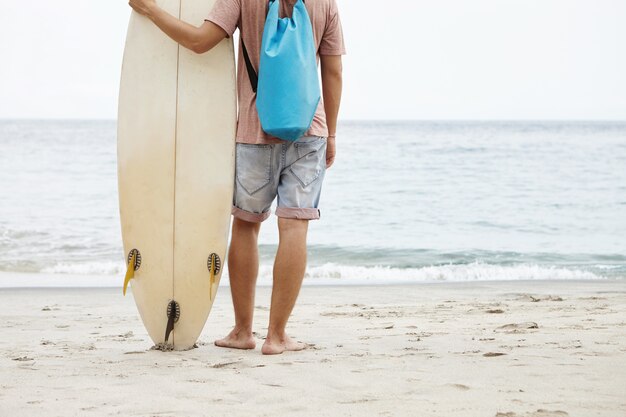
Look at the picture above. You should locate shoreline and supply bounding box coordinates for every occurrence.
[0,270,622,289]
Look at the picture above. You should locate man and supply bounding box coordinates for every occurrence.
[128,0,345,355]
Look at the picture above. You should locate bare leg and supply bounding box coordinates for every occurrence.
[262,217,309,355]
[215,217,261,350]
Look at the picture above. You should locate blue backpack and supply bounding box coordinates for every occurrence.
[241,0,321,141]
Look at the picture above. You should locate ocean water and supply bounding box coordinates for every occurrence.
[1,119,625,285]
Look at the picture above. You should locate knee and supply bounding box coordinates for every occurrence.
[233,217,261,235]
[277,217,309,234]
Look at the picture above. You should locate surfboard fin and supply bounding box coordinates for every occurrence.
[209,253,216,298]
[207,253,221,300]
[164,300,180,344]
[123,249,141,296]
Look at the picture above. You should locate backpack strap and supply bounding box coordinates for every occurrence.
[241,35,259,93]
[240,0,305,94]
[240,1,273,94]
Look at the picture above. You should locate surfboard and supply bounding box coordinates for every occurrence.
[117,0,236,350]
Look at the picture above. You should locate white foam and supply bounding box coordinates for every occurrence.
[41,261,124,275]
[251,262,604,285]
[292,262,603,285]
[5,260,606,288]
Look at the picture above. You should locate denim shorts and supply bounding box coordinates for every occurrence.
[232,135,327,222]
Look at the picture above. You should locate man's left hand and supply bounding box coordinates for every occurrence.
[326,136,336,169]
[129,0,157,17]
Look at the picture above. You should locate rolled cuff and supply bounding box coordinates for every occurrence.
[232,206,271,223]
[275,207,321,220]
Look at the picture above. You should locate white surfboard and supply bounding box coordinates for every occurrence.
[117,0,236,350]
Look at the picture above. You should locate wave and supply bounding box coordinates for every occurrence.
[12,260,609,286]
[1,243,624,284]
[41,261,124,275]
[293,262,604,285]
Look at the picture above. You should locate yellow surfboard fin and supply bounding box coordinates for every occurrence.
[209,253,216,299]
[123,251,137,296]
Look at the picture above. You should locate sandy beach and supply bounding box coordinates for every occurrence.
[1,279,625,417]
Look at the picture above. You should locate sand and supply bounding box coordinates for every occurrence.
[1,279,625,417]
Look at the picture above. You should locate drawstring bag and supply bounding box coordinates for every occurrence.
[241,0,320,141]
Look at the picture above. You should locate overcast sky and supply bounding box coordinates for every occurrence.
[0,0,624,120]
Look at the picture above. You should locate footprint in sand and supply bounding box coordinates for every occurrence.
[209,361,240,369]
[483,352,507,357]
[338,398,379,404]
[79,343,96,351]
[12,356,34,362]
[447,383,470,390]
[364,324,394,330]
[495,322,539,333]
[515,294,563,302]
[495,410,569,417]
[319,311,350,317]
[531,410,569,417]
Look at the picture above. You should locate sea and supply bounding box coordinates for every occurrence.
[1,120,625,286]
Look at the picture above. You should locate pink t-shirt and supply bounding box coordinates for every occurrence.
[206,0,346,144]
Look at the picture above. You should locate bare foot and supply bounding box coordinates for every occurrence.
[214,327,256,350]
[261,334,306,355]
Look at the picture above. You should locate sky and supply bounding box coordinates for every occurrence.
[0,0,625,120]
